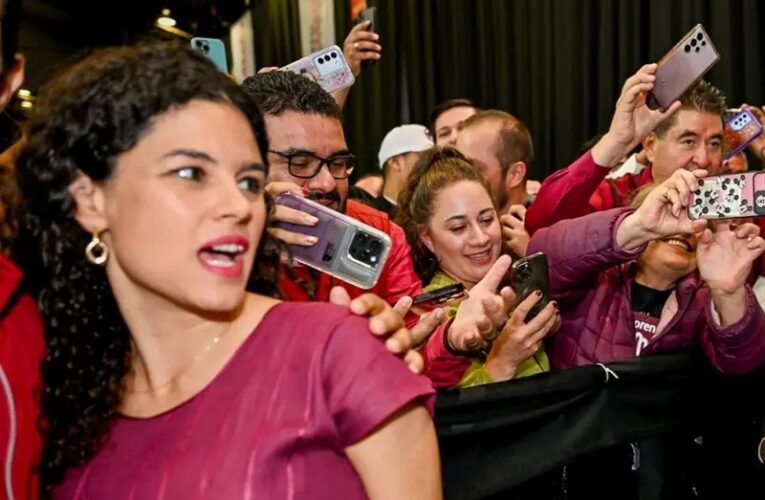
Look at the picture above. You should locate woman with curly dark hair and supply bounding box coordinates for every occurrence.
[16,42,440,499]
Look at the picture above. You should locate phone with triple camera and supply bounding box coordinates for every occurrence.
[411,283,467,307]
[190,37,229,73]
[281,45,355,94]
[688,171,765,220]
[647,24,719,112]
[508,252,551,322]
[722,108,763,160]
[273,193,391,289]
[356,7,377,67]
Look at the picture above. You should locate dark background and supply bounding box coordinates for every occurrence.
[17,0,765,180]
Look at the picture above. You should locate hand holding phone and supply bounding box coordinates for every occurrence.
[282,45,355,94]
[688,171,765,220]
[647,24,719,112]
[508,252,551,321]
[273,193,391,289]
[354,7,378,68]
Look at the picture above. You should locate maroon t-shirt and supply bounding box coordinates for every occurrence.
[53,302,435,500]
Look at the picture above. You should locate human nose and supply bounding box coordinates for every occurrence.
[468,224,491,247]
[306,162,338,192]
[215,177,252,223]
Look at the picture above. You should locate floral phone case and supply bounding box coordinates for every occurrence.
[281,45,355,94]
[688,172,765,220]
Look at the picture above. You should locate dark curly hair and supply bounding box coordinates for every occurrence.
[396,147,495,284]
[241,70,343,119]
[14,42,272,490]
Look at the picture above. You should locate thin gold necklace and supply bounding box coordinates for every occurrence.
[125,329,228,395]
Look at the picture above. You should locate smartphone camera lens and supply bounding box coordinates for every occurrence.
[691,39,697,47]
[331,52,338,59]
[317,56,324,64]
[684,44,691,53]
[695,47,700,53]
[697,33,703,41]
[349,232,384,268]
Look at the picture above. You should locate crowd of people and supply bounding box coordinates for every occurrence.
[0,1,763,498]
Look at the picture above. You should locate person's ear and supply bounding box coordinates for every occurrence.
[68,172,108,236]
[0,55,25,110]
[644,133,658,165]
[418,227,435,254]
[504,161,527,190]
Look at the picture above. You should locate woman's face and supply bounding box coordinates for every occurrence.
[81,100,266,314]
[421,180,501,288]
[637,233,699,283]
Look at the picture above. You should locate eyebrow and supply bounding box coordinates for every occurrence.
[281,147,352,157]
[445,207,494,223]
[161,148,217,163]
[240,163,266,174]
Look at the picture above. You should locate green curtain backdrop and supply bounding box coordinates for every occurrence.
[254,0,765,181]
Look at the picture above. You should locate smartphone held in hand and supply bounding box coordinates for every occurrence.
[273,193,391,289]
[282,45,355,94]
[688,171,765,220]
[411,283,467,307]
[508,252,551,321]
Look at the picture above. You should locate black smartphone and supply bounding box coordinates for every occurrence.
[411,283,466,306]
[509,252,551,321]
[356,6,377,67]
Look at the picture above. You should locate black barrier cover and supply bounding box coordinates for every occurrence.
[435,353,765,500]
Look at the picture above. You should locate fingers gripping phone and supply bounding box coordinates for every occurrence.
[509,252,551,322]
[273,193,391,289]
[722,109,764,159]
[191,37,229,73]
[356,7,377,67]
[411,283,467,307]
[281,45,355,94]
[647,24,720,112]
[688,171,765,220]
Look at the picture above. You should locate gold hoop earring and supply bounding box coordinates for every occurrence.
[85,233,109,266]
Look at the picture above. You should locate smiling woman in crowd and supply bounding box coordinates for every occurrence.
[16,42,440,499]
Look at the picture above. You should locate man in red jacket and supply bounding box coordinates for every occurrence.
[525,64,726,235]
[0,1,46,498]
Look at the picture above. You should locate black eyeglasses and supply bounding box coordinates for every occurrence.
[269,150,357,180]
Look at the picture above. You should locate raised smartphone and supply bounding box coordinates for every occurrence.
[411,283,467,306]
[273,193,391,289]
[722,108,763,159]
[281,45,355,94]
[191,37,229,73]
[356,6,377,67]
[647,24,719,112]
[688,171,765,220]
[509,252,551,321]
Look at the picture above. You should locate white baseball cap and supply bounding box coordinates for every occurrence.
[378,124,434,169]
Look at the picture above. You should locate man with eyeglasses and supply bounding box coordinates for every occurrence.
[241,71,422,309]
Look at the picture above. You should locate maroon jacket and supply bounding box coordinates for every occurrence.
[528,208,765,374]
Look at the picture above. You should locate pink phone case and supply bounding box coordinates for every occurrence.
[649,24,720,112]
[723,109,763,159]
[688,172,765,220]
[281,45,355,94]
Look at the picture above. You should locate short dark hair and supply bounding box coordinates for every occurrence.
[0,0,21,73]
[429,98,477,136]
[241,71,343,120]
[653,80,726,138]
[462,110,534,178]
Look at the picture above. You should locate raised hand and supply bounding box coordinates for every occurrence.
[342,21,381,77]
[392,296,445,349]
[592,64,682,167]
[697,222,765,295]
[447,255,516,352]
[484,292,558,381]
[617,169,709,251]
[265,181,319,247]
[500,205,530,258]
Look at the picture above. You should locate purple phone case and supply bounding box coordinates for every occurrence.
[649,24,720,112]
[723,109,763,159]
[273,194,391,289]
[688,172,765,220]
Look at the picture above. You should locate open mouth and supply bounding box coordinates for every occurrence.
[465,247,493,265]
[198,237,250,277]
[662,236,694,253]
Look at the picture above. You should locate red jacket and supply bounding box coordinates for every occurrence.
[0,254,44,500]
[525,150,654,235]
[278,199,422,306]
[528,208,765,373]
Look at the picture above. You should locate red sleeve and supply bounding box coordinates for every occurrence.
[371,222,423,308]
[322,314,435,447]
[420,320,472,388]
[524,150,611,236]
